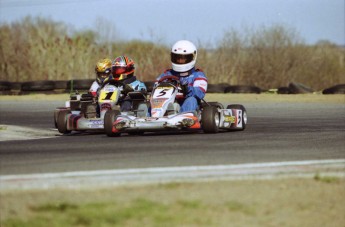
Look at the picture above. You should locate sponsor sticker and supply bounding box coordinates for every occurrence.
[88,120,104,128]
[224,115,236,123]
[89,120,103,125]
[151,99,165,108]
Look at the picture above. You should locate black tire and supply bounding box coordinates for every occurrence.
[201,106,219,133]
[208,102,224,109]
[104,110,121,137]
[322,84,345,94]
[67,79,94,91]
[54,80,68,89]
[21,81,55,91]
[0,81,12,91]
[200,102,224,109]
[11,82,22,90]
[207,83,230,93]
[288,82,313,94]
[57,109,71,134]
[226,104,247,131]
[54,107,68,128]
[224,85,261,94]
[144,81,155,93]
[277,86,290,94]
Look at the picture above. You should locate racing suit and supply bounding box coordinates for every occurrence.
[155,67,208,112]
[89,76,147,111]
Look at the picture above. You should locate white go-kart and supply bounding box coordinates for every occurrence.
[104,75,247,137]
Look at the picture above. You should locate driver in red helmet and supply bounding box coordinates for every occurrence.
[112,55,147,111]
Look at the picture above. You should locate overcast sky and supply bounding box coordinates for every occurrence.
[0,0,344,46]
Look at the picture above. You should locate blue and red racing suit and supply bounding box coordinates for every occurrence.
[155,67,208,112]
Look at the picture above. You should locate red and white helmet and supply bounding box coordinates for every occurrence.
[171,40,197,73]
[112,56,135,81]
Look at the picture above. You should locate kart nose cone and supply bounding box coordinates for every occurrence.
[114,121,126,130]
[181,118,195,127]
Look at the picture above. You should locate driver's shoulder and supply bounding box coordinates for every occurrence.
[192,69,207,78]
[163,69,174,76]
[157,69,173,79]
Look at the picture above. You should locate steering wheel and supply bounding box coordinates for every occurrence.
[157,75,180,83]
[100,79,124,89]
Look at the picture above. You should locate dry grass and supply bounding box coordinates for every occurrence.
[1,17,344,91]
[1,177,344,226]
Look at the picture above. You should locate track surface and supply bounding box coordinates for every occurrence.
[0,99,344,175]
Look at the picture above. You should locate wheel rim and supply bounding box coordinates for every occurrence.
[243,111,248,125]
[215,112,220,127]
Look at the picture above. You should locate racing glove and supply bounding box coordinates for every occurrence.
[181,84,190,97]
[123,84,134,94]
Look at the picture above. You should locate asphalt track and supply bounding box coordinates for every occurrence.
[0,99,344,176]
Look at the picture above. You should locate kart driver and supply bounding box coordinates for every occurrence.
[112,55,147,111]
[155,40,208,112]
[89,58,113,97]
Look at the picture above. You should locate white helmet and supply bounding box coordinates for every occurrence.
[171,40,197,73]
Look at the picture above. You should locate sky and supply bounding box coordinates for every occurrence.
[0,0,344,47]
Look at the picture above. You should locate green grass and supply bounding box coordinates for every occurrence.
[314,174,341,183]
[1,178,344,227]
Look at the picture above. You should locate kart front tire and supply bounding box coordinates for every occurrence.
[104,110,121,137]
[57,109,71,134]
[202,106,220,133]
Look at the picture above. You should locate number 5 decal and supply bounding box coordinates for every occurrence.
[238,110,242,125]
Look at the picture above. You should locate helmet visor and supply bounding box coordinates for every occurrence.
[112,66,127,75]
[113,74,126,81]
[171,53,194,65]
[97,69,111,78]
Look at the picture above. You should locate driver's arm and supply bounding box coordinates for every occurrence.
[189,75,208,100]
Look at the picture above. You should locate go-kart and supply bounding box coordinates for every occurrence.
[54,80,146,134]
[104,75,247,137]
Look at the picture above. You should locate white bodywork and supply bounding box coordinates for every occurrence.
[55,83,121,131]
[107,79,247,134]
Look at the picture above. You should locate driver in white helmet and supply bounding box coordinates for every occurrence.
[155,40,208,112]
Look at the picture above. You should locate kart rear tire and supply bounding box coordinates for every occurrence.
[202,106,220,133]
[54,107,68,128]
[104,110,121,137]
[226,104,247,131]
[57,109,71,134]
[208,102,224,109]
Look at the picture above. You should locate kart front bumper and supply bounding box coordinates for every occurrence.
[112,113,200,133]
[67,114,104,131]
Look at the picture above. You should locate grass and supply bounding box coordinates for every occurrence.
[1,18,344,90]
[1,177,344,227]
